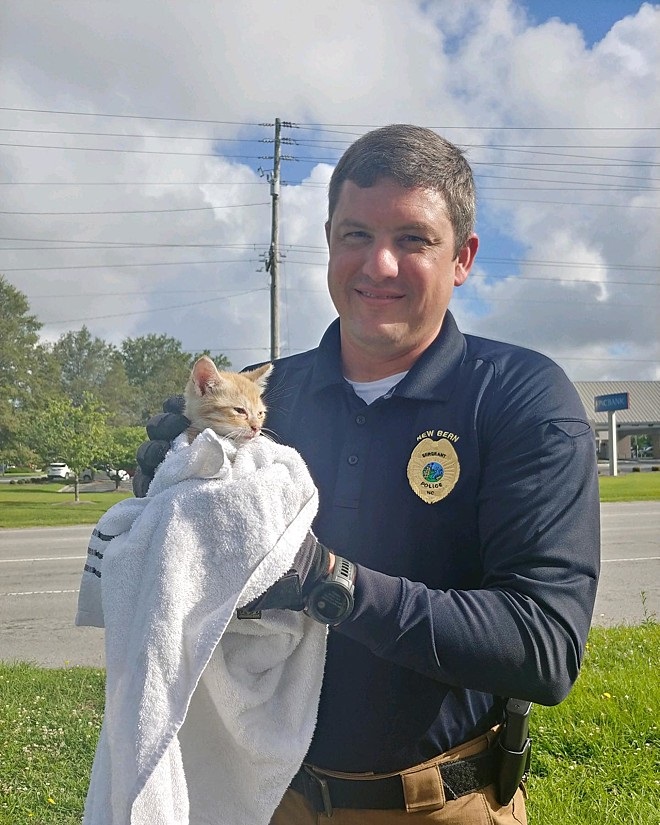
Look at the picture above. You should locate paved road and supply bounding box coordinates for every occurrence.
[595,501,659,626]
[0,502,658,668]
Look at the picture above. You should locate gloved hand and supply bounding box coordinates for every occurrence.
[132,396,190,497]
[237,533,332,617]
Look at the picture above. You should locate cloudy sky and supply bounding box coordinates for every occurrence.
[1,0,658,380]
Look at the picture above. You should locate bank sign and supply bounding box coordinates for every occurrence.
[594,392,629,413]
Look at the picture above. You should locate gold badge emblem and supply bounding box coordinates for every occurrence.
[407,436,460,504]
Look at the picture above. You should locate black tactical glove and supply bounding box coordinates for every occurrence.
[237,533,331,617]
[132,395,190,497]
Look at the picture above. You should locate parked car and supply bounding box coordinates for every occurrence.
[47,462,74,480]
[106,468,130,481]
[81,466,130,482]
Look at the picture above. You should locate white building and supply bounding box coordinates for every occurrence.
[573,381,660,460]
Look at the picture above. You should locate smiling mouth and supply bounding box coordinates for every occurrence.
[356,288,403,300]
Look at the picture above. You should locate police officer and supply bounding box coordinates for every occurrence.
[136,125,600,823]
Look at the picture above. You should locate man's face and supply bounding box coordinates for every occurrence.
[325,178,478,378]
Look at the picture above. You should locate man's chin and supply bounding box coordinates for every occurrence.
[343,324,415,358]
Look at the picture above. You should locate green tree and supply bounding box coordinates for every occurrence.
[105,426,144,489]
[95,359,139,427]
[0,276,57,465]
[20,393,109,502]
[120,334,227,422]
[52,327,118,402]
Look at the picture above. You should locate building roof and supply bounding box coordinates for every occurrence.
[573,381,660,428]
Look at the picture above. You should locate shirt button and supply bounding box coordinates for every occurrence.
[348,455,359,466]
[355,415,366,425]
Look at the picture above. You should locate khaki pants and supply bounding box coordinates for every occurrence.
[270,729,527,824]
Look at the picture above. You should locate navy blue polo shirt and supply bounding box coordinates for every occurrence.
[262,311,600,773]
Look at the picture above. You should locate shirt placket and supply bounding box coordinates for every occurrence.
[329,399,374,548]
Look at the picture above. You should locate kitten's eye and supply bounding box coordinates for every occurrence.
[233,407,247,416]
[258,411,265,418]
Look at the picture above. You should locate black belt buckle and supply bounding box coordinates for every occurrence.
[303,766,333,817]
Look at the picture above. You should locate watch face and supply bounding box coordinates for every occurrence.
[309,581,353,623]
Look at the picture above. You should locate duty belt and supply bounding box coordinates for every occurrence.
[290,747,499,816]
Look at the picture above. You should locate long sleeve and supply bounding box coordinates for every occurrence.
[336,407,600,705]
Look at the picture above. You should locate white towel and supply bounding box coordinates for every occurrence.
[76,430,326,825]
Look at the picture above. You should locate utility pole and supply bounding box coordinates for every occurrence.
[268,118,281,361]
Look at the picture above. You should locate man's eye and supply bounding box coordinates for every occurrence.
[344,230,369,240]
[401,234,428,244]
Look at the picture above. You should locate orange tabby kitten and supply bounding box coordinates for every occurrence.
[184,356,273,444]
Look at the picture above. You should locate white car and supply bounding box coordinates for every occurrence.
[106,468,130,481]
[47,462,73,480]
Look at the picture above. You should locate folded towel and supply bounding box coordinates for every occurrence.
[76,430,326,825]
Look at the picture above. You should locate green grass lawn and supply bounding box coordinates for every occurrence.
[526,622,659,824]
[0,624,657,824]
[0,471,657,531]
[598,470,660,502]
[0,483,132,528]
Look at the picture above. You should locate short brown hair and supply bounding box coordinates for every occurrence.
[328,124,475,255]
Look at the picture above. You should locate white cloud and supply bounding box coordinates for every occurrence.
[0,0,658,379]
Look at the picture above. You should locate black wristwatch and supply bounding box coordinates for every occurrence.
[305,556,356,625]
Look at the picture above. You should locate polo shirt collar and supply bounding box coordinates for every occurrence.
[309,311,467,402]
[395,311,467,401]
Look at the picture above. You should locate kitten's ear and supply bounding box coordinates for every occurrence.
[243,363,273,390]
[190,356,222,396]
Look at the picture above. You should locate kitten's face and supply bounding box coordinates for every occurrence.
[184,356,272,444]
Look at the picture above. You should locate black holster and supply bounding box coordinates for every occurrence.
[496,698,532,806]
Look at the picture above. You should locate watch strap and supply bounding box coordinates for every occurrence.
[305,555,356,625]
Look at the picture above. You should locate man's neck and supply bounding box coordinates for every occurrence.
[341,345,426,382]
[339,332,439,382]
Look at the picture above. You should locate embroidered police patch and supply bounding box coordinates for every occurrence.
[407,436,460,503]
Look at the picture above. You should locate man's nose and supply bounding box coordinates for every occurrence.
[362,242,399,281]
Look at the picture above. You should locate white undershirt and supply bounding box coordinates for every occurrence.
[345,370,409,405]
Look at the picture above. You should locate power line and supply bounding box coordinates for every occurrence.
[469,145,658,165]
[26,287,266,298]
[480,196,659,209]
[10,141,656,182]
[0,127,266,142]
[0,106,260,127]
[276,263,659,287]
[4,127,658,154]
[1,258,262,272]
[0,236,269,249]
[0,180,266,185]
[294,122,660,132]
[27,288,656,309]
[2,246,659,279]
[474,162,660,182]
[0,141,266,160]
[39,288,268,325]
[0,202,269,216]
[3,107,657,131]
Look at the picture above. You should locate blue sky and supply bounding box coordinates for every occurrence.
[0,0,658,380]
[523,0,648,44]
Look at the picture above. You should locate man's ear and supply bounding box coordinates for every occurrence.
[454,234,479,286]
